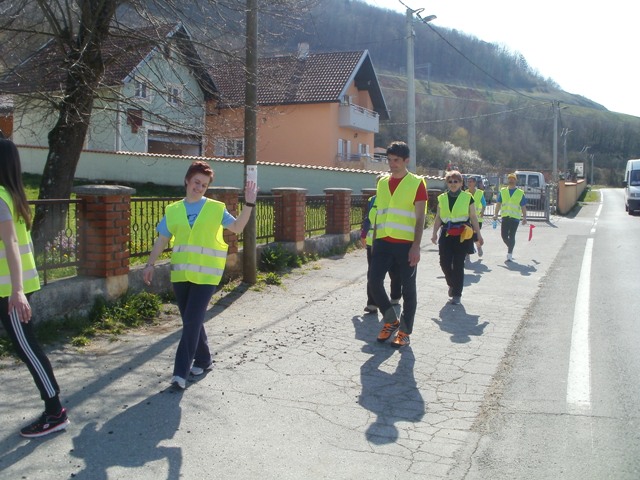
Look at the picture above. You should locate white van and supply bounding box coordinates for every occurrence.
[514,171,546,207]
[623,159,640,215]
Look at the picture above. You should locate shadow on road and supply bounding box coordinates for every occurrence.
[433,304,489,343]
[69,388,184,479]
[352,314,425,445]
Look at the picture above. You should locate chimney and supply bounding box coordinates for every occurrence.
[297,42,309,60]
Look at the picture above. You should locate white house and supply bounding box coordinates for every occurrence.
[0,23,217,156]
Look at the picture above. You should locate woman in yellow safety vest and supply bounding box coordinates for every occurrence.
[431,170,483,305]
[144,161,257,390]
[0,138,70,438]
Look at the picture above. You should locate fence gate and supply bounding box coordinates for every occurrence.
[484,184,552,221]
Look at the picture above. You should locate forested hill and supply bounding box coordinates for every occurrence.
[254,0,639,183]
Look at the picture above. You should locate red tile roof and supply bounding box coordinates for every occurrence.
[209,50,389,119]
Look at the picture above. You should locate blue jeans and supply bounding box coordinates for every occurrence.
[172,282,217,379]
[369,240,418,334]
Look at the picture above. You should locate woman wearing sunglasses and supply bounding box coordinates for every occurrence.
[431,170,483,305]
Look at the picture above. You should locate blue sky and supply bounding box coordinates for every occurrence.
[362,0,640,118]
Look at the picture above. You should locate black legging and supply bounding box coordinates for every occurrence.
[438,232,472,297]
[500,217,520,254]
[0,296,61,407]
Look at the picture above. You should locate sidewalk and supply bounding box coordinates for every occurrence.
[0,210,596,480]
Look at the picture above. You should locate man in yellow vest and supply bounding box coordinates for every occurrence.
[493,173,527,262]
[465,176,486,258]
[370,141,427,348]
[360,178,401,314]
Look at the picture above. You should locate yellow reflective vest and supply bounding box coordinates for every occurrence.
[437,191,472,224]
[470,189,484,223]
[166,199,228,285]
[374,173,425,242]
[499,187,525,219]
[365,196,376,247]
[0,187,40,297]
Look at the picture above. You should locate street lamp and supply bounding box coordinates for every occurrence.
[406,8,436,172]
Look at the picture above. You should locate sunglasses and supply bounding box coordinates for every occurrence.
[447,180,460,184]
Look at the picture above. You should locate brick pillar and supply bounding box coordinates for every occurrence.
[272,188,307,243]
[206,186,241,254]
[73,185,135,278]
[324,188,352,234]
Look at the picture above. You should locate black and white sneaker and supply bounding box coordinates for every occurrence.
[20,408,70,438]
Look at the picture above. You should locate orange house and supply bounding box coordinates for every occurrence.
[205,47,390,170]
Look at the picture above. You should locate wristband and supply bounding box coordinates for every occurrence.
[146,263,154,268]
[245,202,256,207]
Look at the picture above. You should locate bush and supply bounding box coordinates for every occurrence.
[260,244,297,272]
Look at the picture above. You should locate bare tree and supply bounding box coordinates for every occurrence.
[0,0,315,246]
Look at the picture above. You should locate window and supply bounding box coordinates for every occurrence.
[358,143,370,156]
[214,138,244,157]
[134,81,149,101]
[167,85,182,105]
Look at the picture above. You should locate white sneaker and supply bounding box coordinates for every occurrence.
[190,363,213,376]
[170,376,186,389]
[507,253,513,262]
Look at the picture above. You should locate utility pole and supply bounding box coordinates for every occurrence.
[561,128,572,177]
[406,9,436,173]
[552,101,559,183]
[406,8,416,172]
[243,0,258,284]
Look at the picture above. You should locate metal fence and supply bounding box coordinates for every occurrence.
[483,184,552,221]
[350,194,367,229]
[30,199,81,285]
[305,195,327,237]
[31,193,363,283]
[130,197,180,259]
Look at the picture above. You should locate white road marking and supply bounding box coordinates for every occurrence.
[566,237,593,414]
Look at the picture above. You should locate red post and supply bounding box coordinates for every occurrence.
[272,188,307,243]
[324,188,352,234]
[74,185,135,277]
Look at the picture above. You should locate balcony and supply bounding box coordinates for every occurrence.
[338,103,379,133]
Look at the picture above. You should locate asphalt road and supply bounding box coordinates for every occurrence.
[455,188,640,479]
[0,189,637,479]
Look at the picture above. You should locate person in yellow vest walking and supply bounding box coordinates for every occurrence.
[359,180,401,314]
[465,176,486,259]
[370,142,427,348]
[431,170,484,305]
[0,139,70,437]
[493,173,527,262]
[144,161,257,389]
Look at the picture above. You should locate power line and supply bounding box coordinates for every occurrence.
[381,101,550,127]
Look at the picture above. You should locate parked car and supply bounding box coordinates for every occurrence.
[462,174,494,203]
[514,170,546,209]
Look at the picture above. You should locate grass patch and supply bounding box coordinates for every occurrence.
[0,291,162,358]
[580,186,601,203]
